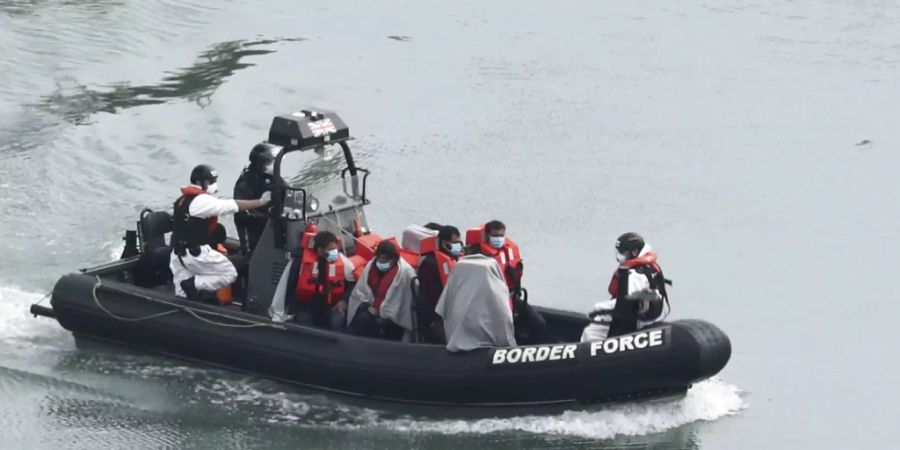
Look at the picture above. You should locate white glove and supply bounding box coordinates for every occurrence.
[592,299,616,311]
[259,191,272,206]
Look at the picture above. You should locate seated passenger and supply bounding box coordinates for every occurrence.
[468,220,549,344]
[435,254,516,352]
[417,225,463,342]
[468,220,523,292]
[346,241,417,340]
[581,232,670,342]
[292,230,356,331]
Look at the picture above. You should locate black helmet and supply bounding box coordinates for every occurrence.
[190,164,218,187]
[249,142,278,168]
[615,232,645,256]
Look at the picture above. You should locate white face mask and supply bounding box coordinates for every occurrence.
[206,182,218,195]
[616,250,627,263]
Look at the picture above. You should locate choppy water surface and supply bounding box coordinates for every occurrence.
[2,0,899,448]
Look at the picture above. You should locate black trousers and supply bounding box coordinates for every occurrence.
[347,307,404,340]
[514,302,550,345]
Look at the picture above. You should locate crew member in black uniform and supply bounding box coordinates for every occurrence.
[233,143,278,254]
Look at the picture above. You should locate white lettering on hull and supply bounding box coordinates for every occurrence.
[492,329,667,365]
[634,333,648,349]
[493,349,507,364]
[590,329,666,357]
[650,329,664,347]
[492,344,578,365]
[535,346,551,361]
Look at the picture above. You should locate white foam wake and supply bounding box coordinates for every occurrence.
[0,285,66,342]
[168,357,743,439]
[378,378,744,439]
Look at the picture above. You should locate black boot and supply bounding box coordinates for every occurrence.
[180,277,199,300]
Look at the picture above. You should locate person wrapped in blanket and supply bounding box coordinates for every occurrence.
[346,240,417,340]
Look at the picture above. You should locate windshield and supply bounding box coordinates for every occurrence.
[280,145,347,203]
[278,144,370,254]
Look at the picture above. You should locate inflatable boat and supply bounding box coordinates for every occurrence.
[32,110,731,406]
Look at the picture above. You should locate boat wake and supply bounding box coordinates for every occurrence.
[0,285,68,345]
[188,368,745,441]
[374,378,744,439]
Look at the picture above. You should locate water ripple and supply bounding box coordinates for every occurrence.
[38,37,305,125]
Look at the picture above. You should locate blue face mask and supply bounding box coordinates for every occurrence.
[489,236,505,249]
[376,261,392,272]
[326,249,339,263]
[449,242,462,256]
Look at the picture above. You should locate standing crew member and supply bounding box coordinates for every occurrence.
[581,232,670,342]
[233,142,278,254]
[171,164,271,300]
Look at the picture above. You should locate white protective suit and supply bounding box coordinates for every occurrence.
[435,255,516,352]
[581,244,664,342]
[170,189,240,297]
[346,258,417,338]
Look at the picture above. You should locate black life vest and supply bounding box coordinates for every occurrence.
[233,168,271,203]
[172,186,218,256]
[607,252,670,337]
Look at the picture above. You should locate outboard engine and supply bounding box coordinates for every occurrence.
[121,230,139,259]
[133,209,174,287]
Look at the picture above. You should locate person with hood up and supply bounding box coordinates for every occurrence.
[346,240,417,340]
[435,254,516,352]
[581,232,671,342]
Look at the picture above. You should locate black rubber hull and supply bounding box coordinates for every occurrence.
[50,273,731,406]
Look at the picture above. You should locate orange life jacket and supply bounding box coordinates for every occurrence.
[419,236,459,287]
[465,225,523,291]
[349,232,383,279]
[607,251,663,297]
[365,235,420,269]
[294,231,347,306]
